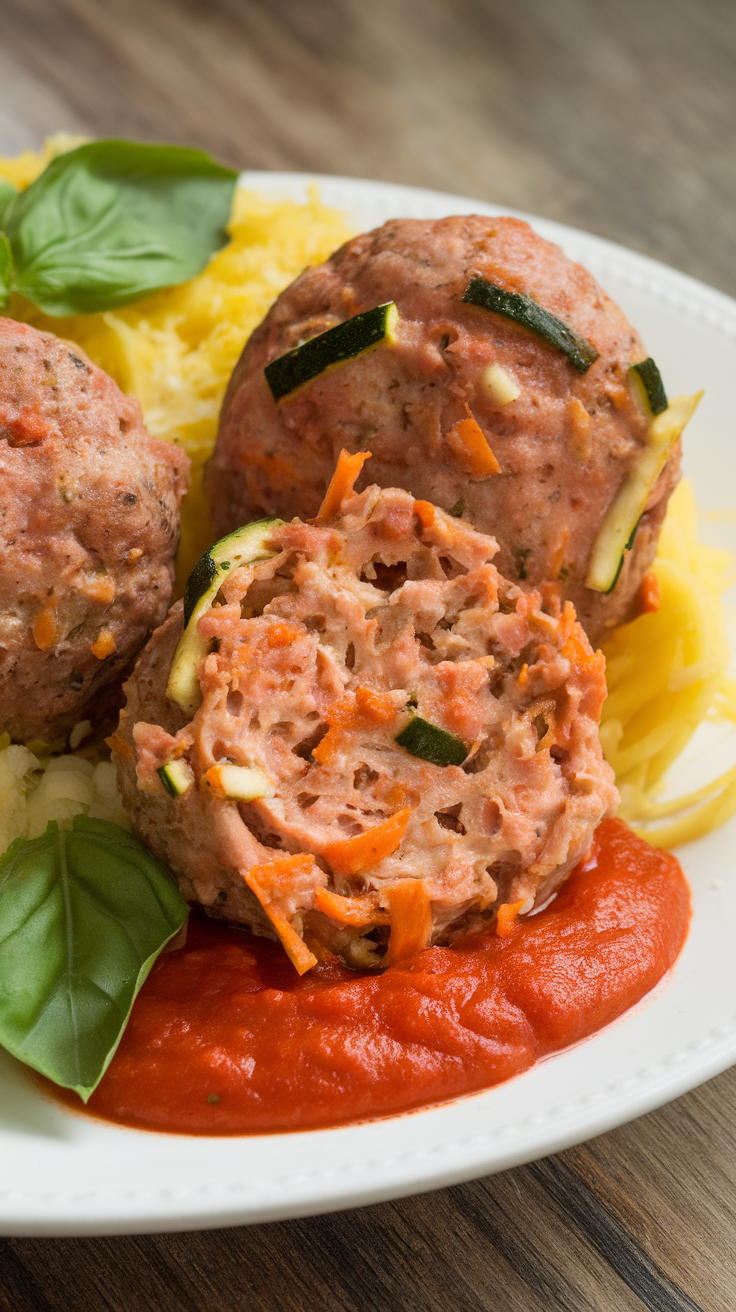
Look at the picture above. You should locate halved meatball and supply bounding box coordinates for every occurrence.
[0,318,189,742]
[207,215,681,643]
[116,454,618,973]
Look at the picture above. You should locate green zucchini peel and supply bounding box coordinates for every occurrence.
[167,518,284,717]
[395,715,468,767]
[462,277,599,373]
[264,301,399,401]
[585,393,701,593]
[630,358,668,417]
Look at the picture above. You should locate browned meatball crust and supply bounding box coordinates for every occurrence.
[207,215,680,644]
[0,318,189,742]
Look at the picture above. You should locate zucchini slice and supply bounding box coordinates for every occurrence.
[395,716,468,767]
[157,759,193,798]
[167,519,284,717]
[264,302,399,402]
[205,763,273,801]
[630,358,668,417]
[462,277,599,374]
[585,393,701,593]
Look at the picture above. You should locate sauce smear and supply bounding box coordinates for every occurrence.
[86,820,689,1134]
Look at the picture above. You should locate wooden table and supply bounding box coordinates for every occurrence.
[1,0,735,1306]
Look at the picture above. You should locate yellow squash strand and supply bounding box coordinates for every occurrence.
[601,479,735,846]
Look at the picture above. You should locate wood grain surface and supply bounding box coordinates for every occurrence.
[1,0,735,1307]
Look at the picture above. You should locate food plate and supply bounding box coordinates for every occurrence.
[1,172,735,1237]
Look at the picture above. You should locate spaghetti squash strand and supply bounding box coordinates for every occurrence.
[602,479,735,844]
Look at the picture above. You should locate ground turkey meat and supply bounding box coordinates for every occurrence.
[0,318,189,742]
[116,454,618,973]
[207,214,681,644]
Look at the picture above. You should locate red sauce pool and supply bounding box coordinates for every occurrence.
[80,819,689,1134]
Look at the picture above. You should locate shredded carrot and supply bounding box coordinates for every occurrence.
[322,807,412,876]
[265,622,302,647]
[517,662,529,687]
[413,499,438,531]
[105,731,135,762]
[261,904,318,975]
[32,605,58,652]
[7,407,53,446]
[90,629,117,659]
[354,686,397,723]
[496,898,527,938]
[385,781,411,808]
[316,448,371,522]
[84,576,116,605]
[446,411,501,479]
[560,628,605,680]
[638,569,662,615]
[245,854,318,975]
[313,887,389,928]
[313,686,397,766]
[246,852,314,902]
[384,879,433,964]
[312,694,355,766]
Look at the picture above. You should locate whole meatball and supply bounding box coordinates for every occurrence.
[115,465,617,974]
[0,318,189,743]
[207,215,680,643]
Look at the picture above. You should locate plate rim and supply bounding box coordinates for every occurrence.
[1,169,735,1236]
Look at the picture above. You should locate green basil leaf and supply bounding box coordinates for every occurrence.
[0,178,18,229]
[0,233,12,310]
[0,815,188,1100]
[3,139,238,315]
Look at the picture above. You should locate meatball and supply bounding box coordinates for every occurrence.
[207,215,681,644]
[116,453,618,974]
[0,318,189,742]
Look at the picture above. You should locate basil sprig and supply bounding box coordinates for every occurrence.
[0,816,188,1100]
[0,139,238,316]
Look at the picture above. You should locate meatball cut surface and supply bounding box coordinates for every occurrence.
[208,214,683,643]
[0,318,189,743]
[117,453,618,974]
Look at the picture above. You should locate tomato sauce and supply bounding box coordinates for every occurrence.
[83,820,689,1135]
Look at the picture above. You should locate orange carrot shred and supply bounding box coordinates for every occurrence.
[313,887,389,928]
[560,628,605,680]
[313,687,397,766]
[265,622,302,647]
[638,569,662,615]
[91,629,117,659]
[105,732,135,763]
[245,854,318,975]
[412,499,438,531]
[322,807,412,876]
[262,905,318,975]
[316,449,371,522]
[31,605,58,652]
[496,898,527,938]
[384,880,433,964]
[354,686,397,723]
[446,411,501,479]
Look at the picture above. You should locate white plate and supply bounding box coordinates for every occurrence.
[1,173,735,1238]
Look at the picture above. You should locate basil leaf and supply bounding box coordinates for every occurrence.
[0,178,18,229]
[0,815,188,1100]
[3,139,238,315]
[0,233,12,310]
